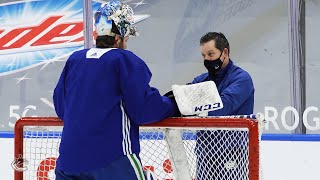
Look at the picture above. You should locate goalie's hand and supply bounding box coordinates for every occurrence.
[163,90,181,117]
[164,90,174,98]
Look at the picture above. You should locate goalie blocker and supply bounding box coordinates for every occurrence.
[172,81,223,116]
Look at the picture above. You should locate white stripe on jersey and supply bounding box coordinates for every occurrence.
[124,112,132,154]
[121,103,126,154]
[120,101,132,155]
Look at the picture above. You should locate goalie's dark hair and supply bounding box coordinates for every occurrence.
[200,32,230,55]
[95,20,121,48]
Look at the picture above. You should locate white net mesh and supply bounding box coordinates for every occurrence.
[139,128,250,180]
[16,117,260,180]
[22,126,62,180]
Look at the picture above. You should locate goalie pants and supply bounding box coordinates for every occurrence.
[55,154,146,180]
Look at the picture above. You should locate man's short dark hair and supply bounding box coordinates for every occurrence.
[200,32,230,55]
[96,21,121,48]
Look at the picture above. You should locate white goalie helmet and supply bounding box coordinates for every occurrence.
[94,0,138,37]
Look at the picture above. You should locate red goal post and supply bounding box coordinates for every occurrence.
[14,116,262,180]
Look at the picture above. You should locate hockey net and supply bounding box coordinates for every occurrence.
[14,116,263,180]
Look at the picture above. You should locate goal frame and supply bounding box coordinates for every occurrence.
[14,117,259,180]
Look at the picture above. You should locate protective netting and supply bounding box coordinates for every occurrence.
[139,128,250,180]
[19,126,253,180]
[22,126,62,180]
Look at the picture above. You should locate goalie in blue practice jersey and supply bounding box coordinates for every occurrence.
[53,1,178,179]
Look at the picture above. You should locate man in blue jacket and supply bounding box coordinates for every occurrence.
[53,1,177,179]
[192,32,254,116]
[192,32,255,179]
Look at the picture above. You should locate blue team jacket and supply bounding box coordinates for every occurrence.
[192,60,255,155]
[191,59,254,116]
[53,48,177,173]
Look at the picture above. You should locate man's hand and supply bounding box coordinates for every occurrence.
[164,90,174,98]
[163,90,181,117]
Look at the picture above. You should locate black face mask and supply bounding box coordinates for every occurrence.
[204,52,223,76]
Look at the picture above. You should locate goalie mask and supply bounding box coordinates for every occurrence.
[94,0,138,37]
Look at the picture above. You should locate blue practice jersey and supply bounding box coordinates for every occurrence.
[53,48,177,173]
